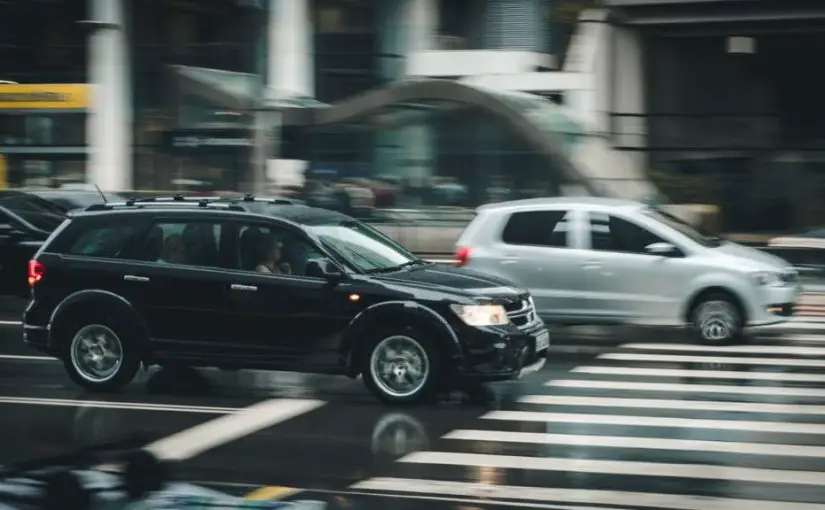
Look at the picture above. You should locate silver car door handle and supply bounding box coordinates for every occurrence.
[231,284,257,292]
[123,275,149,282]
[581,260,601,270]
[501,256,519,265]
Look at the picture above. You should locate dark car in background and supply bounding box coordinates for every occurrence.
[0,191,66,296]
[29,189,127,212]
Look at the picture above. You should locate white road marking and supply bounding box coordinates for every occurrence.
[0,354,55,361]
[350,477,825,510]
[572,365,825,382]
[444,429,825,457]
[0,395,238,413]
[483,410,825,434]
[398,451,825,486]
[785,334,825,343]
[622,343,825,356]
[145,398,324,461]
[518,394,825,414]
[600,352,825,367]
[548,379,825,398]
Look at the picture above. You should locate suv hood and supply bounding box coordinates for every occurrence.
[370,264,526,297]
[713,242,792,270]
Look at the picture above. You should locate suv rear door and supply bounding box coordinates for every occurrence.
[124,213,235,361]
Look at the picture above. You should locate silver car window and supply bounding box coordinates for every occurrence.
[588,212,668,254]
[501,210,572,248]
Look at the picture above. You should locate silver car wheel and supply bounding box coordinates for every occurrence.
[696,300,739,342]
[369,335,430,399]
[69,324,124,383]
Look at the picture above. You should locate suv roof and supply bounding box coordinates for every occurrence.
[73,193,348,226]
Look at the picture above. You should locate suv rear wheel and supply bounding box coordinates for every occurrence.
[63,321,140,391]
[690,292,744,345]
[362,328,441,405]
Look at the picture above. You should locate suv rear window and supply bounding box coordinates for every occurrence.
[501,210,570,248]
[67,225,138,258]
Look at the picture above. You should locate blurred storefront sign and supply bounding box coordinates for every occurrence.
[0,84,89,187]
[163,129,253,153]
[0,84,89,111]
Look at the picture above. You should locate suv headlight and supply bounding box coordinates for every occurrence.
[450,304,509,327]
[750,271,785,287]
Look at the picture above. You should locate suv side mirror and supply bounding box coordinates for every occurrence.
[306,258,344,280]
[645,242,679,256]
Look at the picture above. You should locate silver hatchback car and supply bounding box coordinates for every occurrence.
[455,197,801,343]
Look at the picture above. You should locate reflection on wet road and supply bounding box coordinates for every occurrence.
[3,318,825,509]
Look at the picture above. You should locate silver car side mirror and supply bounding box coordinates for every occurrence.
[645,242,678,256]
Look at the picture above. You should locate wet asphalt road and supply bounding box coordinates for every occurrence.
[3,309,825,509]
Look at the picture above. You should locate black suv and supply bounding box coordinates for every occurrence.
[22,195,549,404]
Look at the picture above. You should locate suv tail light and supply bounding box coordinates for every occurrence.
[455,247,471,267]
[28,260,44,287]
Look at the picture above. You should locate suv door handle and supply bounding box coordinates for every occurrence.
[501,255,519,265]
[230,284,257,292]
[123,275,149,282]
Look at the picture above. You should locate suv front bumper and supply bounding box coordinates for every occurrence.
[457,323,550,382]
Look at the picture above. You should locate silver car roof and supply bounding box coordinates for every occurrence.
[477,196,646,214]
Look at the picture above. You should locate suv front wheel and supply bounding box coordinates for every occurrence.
[63,321,141,391]
[362,328,441,405]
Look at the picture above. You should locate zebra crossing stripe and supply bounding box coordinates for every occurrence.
[518,394,825,414]
[444,429,825,457]
[572,365,825,382]
[350,477,825,510]
[398,451,825,485]
[547,379,825,398]
[483,410,825,434]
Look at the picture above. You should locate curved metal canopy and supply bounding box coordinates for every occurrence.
[172,67,656,199]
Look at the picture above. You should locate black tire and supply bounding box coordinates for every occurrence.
[689,292,744,345]
[361,327,442,405]
[60,315,141,392]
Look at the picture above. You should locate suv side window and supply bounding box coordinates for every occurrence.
[589,213,666,254]
[137,220,223,268]
[67,224,139,259]
[502,210,571,248]
[235,223,323,277]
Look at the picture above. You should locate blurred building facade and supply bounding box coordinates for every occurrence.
[3,0,824,233]
[602,0,825,233]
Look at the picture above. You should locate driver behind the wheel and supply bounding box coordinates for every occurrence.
[255,234,292,274]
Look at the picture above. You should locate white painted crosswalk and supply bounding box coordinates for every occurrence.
[351,329,825,508]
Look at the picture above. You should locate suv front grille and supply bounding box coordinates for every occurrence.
[505,297,539,330]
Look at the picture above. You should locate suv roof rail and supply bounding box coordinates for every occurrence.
[236,193,299,205]
[84,200,245,212]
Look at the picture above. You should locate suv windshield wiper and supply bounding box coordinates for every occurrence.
[363,259,429,274]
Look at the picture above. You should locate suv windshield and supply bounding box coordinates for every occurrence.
[309,220,421,273]
[643,208,722,248]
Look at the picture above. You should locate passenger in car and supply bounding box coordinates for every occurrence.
[255,235,292,274]
[158,235,186,264]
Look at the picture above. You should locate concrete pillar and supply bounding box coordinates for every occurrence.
[266,0,313,188]
[86,0,132,191]
[610,26,647,169]
[269,0,313,96]
[401,0,438,190]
